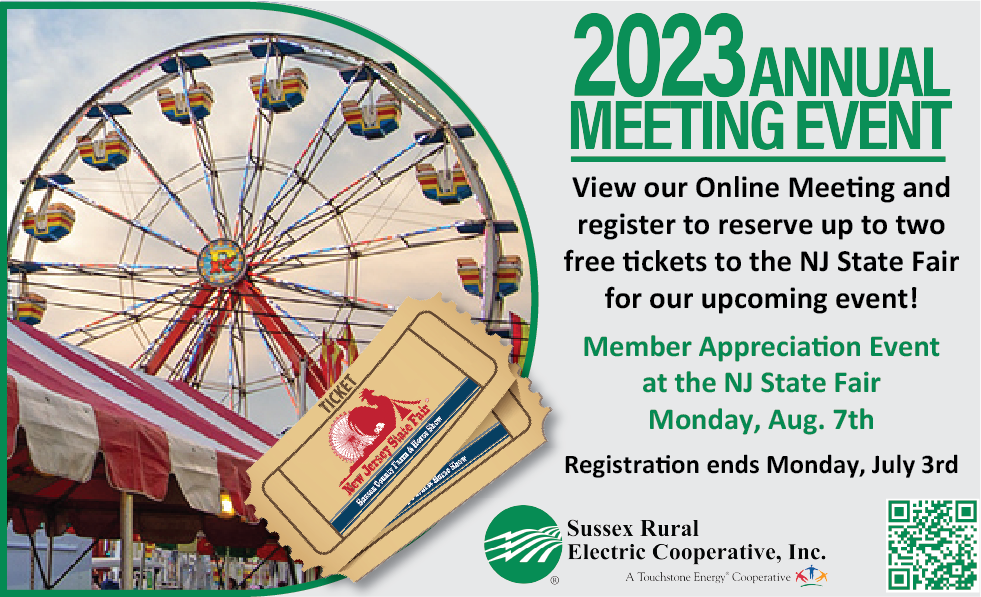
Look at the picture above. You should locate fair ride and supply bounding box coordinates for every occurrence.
[8,33,529,425]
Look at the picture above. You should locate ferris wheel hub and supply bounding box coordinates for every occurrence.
[197,238,247,287]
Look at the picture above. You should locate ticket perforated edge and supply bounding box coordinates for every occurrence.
[340,364,549,581]
[245,294,514,574]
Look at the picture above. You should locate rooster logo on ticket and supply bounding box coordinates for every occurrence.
[331,389,430,492]
[485,505,562,583]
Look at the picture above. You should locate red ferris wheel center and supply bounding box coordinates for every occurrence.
[196,238,247,287]
[141,237,328,399]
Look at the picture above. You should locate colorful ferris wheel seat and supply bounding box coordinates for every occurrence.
[76,131,129,171]
[16,293,46,326]
[416,161,473,205]
[157,82,214,124]
[250,68,308,112]
[22,203,76,243]
[496,255,523,297]
[342,93,401,140]
[457,258,482,297]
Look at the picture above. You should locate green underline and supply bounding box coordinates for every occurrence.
[572,155,946,163]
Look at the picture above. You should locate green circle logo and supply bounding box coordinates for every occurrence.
[484,505,562,583]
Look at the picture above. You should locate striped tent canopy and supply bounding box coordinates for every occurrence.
[7,319,279,547]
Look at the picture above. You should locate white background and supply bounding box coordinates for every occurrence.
[315,2,979,595]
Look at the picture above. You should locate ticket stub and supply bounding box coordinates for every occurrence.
[245,295,514,573]
[340,365,548,581]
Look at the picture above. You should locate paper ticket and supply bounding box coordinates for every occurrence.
[340,364,548,581]
[245,295,514,574]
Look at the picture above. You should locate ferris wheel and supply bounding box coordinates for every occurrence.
[7,33,528,422]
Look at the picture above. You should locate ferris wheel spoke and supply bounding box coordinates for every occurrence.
[22,277,201,307]
[239,279,328,398]
[142,286,216,374]
[236,106,276,242]
[247,118,349,249]
[247,134,434,259]
[260,235,479,280]
[8,293,176,345]
[251,132,424,257]
[263,295,321,416]
[251,221,468,275]
[235,113,259,191]
[234,40,280,241]
[17,261,197,281]
[58,285,195,341]
[249,311,299,415]
[171,289,222,382]
[234,113,263,239]
[268,297,317,342]
[252,144,441,262]
[347,164,415,242]
[246,64,367,246]
[184,290,240,384]
[196,120,231,236]
[226,299,252,411]
[252,274,397,314]
[41,175,198,257]
[174,57,230,238]
[72,299,181,348]
[100,109,212,243]
[131,284,208,369]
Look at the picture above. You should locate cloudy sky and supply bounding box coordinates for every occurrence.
[7,7,532,434]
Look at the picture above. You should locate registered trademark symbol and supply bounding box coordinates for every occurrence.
[550,576,559,585]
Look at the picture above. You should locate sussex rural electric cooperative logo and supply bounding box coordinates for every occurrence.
[484,505,562,583]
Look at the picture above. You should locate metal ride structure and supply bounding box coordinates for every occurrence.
[8,33,526,422]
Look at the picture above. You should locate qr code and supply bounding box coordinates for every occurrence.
[888,500,978,591]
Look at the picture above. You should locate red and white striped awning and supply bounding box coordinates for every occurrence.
[7,319,278,537]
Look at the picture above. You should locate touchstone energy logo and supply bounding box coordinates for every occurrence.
[484,505,562,583]
[795,564,829,587]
